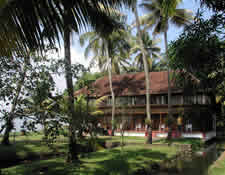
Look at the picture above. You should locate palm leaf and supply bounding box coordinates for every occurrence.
[0,0,134,56]
[171,9,193,27]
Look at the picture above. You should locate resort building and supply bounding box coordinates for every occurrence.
[75,71,216,141]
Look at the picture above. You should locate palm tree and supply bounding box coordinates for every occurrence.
[79,28,130,136]
[0,0,133,162]
[79,31,130,74]
[132,2,153,144]
[140,0,193,139]
[152,53,168,71]
[130,31,161,72]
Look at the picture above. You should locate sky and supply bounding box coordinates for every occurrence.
[54,0,212,93]
[1,0,213,132]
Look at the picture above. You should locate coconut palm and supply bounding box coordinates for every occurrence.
[79,31,131,74]
[79,28,130,136]
[140,0,193,139]
[0,0,133,161]
[130,31,161,72]
[132,2,153,144]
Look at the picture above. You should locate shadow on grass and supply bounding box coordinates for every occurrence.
[2,144,173,175]
[2,159,76,175]
[0,140,67,169]
[75,147,169,175]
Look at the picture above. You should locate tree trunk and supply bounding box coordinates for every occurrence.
[106,41,115,136]
[1,118,13,145]
[64,24,78,162]
[164,30,172,140]
[2,61,28,145]
[133,4,152,144]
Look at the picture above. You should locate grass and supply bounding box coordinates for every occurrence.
[154,138,204,151]
[97,136,146,144]
[0,133,68,168]
[209,157,225,175]
[208,140,225,175]
[154,138,203,145]
[2,144,178,175]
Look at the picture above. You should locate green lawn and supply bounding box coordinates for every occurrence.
[0,138,68,163]
[209,140,225,175]
[209,152,225,175]
[0,134,146,165]
[154,138,204,151]
[0,133,68,166]
[97,136,146,144]
[209,160,225,175]
[2,144,178,175]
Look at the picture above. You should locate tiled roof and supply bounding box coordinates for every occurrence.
[75,71,181,97]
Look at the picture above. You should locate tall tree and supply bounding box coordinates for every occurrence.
[1,55,29,145]
[130,31,161,72]
[0,51,57,145]
[132,2,153,144]
[168,12,225,132]
[0,0,133,162]
[79,30,130,74]
[140,0,193,139]
[79,28,130,136]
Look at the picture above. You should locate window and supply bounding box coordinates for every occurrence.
[135,96,146,105]
[206,96,211,104]
[162,95,168,104]
[156,96,162,104]
[115,97,133,106]
[151,96,157,104]
[127,97,133,105]
[184,96,193,104]
[197,95,203,104]
[107,98,112,106]
[171,95,182,105]
[116,97,126,106]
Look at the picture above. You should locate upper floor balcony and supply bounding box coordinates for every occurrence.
[89,94,211,108]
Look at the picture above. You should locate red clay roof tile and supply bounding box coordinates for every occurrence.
[75,71,180,97]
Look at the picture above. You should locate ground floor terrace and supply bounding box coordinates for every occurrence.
[97,106,216,141]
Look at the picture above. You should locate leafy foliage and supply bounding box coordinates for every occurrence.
[200,0,225,12]
[0,0,134,56]
[74,72,104,91]
[169,12,225,92]
[168,11,225,128]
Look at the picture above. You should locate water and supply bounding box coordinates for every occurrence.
[159,143,223,175]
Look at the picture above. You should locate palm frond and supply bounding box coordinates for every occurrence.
[171,9,193,27]
[95,95,108,107]
[0,0,134,56]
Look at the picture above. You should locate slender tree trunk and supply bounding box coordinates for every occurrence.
[2,61,28,145]
[2,119,13,145]
[133,5,152,144]
[164,30,172,140]
[64,23,78,162]
[106,41,115,136]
